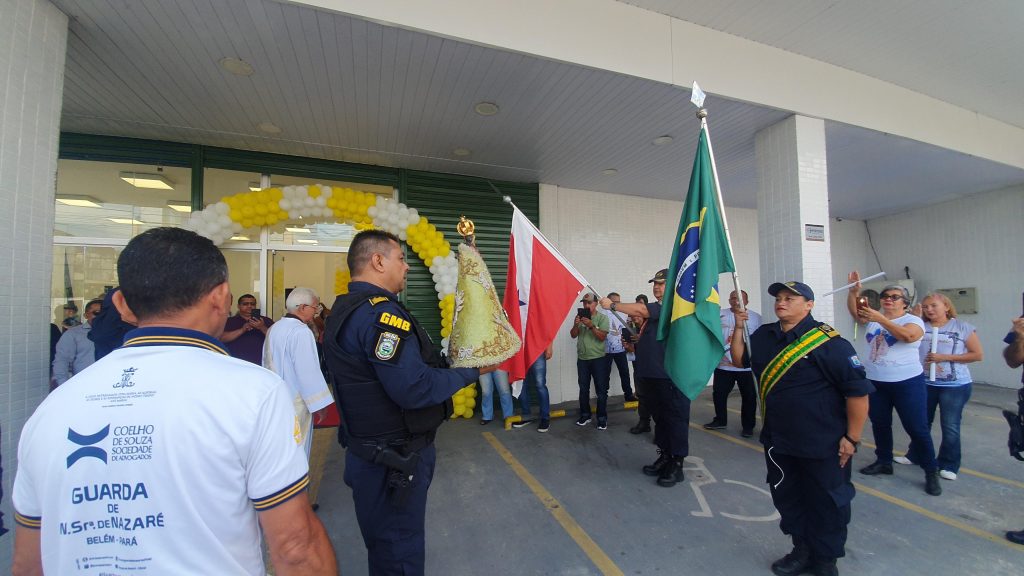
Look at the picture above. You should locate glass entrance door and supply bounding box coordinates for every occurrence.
[267,249,348,320]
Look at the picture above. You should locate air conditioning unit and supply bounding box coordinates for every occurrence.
[859,279,916,310]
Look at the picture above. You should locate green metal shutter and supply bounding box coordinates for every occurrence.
[398,170,539,345]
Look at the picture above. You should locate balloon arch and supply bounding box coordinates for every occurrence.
[186,184,457,346]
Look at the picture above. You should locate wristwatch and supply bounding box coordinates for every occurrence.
[843,434,860,451]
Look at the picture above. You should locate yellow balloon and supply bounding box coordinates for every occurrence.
[255,204,268,215]
[453,405,465,417]
[462,409,473,419]
[464,398,476,409]
[229,209,242,221]
[242,218,254,228]
[242,206,255,217]
[453,395,465,406]
[467,388,478,398]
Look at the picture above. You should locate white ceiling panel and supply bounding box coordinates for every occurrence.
[621,0,1024,129]
[52,0,1024,221]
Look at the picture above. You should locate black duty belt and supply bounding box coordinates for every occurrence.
[345,434,432,463]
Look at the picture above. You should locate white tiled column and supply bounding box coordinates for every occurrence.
[755,115,834,323]
[0,0,67,564]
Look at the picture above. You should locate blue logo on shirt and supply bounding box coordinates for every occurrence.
[67,425,110,468]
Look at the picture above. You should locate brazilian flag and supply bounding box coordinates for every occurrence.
[657,126,736,400]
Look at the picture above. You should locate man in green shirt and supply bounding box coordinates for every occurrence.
[571,293,610,429]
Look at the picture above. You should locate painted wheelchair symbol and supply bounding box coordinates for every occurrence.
[684,456,780,522]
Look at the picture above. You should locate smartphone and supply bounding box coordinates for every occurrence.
[576,307,591,319]
[252,308,261,319]
[856,297,868,310]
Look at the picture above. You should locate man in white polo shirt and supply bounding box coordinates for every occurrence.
[12,227,336,576]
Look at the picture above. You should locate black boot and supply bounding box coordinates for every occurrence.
[642,450,669,476]
[1006,530,1024,545]
[770,542,811,576]
[925,470,942,496]
[808,558,838,576]
[630,421,652,434]
[859,460,893,475]
[656,457,684,487]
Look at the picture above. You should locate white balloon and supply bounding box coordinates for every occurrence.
[315,196,327,207]
[280,199,292,211]
[215,202,230,215]
[320,185,333,198]
[398,230,408,241]
[321,207,333,218]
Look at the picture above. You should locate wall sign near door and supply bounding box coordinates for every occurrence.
[804,224,825,242]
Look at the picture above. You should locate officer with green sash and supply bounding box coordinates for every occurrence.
[730,281,872,576]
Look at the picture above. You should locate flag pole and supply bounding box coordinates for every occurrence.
[697,106,757,376]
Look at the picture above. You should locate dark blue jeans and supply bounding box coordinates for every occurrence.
[603,351,634,398]
[868,375,938,471]
[520,354,550,420]
[578,356,611,421]
[926,383,972,473]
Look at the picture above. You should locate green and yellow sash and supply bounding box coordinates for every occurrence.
[759,323,839,417]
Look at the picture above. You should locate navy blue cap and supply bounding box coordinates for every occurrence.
[648,268,668,283]
[768,281,814,301]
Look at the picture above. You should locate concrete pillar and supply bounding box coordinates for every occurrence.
[0,0,67,564]
[754,115,834,323]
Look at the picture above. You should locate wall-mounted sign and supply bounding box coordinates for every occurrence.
[805,224,825,242]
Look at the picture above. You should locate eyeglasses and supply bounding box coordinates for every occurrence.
[880,294,904,301]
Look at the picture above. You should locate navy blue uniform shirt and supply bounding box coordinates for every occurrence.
[339,281,479,409]
[745,313,873,459]
[635,302,670,380]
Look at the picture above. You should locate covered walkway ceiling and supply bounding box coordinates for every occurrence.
[52,0,1024,220]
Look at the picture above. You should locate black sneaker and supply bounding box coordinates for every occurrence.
[479,419,492,426]
[512,419,534,429]
[741,429,754,438]
[859,461,894,475]
[576,416,591,426]
[925,471,942,496]
[770,545,811,576]
[537,419,550,433]
[703,420,727,430]
[597,419,608,430]
[624,394,637,402]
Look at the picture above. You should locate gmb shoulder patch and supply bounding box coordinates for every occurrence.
[375,331,402,361]
[375,311,412,336]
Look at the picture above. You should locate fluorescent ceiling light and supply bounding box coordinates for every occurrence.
[248,182,284,191]
[167,201,192,212]
[108,218,144,225]
[286,227,311,234]
[120,172,174,190]
[453,148,472,157]
[56,195,102,208]
[602,168,618,176]
[230,235,250,241]
[296,239,318,244]
[219,57,254,76]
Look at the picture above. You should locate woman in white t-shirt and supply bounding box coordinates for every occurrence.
[847,273,941,496]
[894,293,983,481]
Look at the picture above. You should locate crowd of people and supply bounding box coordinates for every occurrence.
[12,226,1024,576]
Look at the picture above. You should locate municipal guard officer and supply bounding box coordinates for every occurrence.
[729,281,872,576]
[600,268,690,487]
[324,229,495,576]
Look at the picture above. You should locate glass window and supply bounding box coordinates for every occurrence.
[55,160,191,239]
[269,250,347,321]
[222,249,263,313]
[51,245,121,328]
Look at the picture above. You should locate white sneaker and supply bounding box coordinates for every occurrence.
[939,470,957,480]
[893,456,913,465]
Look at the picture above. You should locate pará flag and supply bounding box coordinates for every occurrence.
[657,126,736,400]
[500,207,588,382]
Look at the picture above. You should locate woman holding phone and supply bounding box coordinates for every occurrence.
[847,272,941,496]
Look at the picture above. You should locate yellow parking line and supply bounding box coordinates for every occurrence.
[723,407,1024,490]
[692,424,1023,551]
[483,432,625,576]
